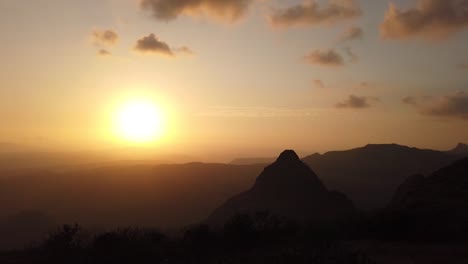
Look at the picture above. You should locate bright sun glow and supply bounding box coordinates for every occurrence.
[116,100,165,143]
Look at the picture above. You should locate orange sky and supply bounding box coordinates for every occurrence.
[0,0,467,159]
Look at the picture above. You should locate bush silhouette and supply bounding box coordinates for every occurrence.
[4,213,379,264]
[44,224,82,252]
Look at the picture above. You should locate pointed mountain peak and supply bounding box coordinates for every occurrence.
[255,149,325,193]
[275,150,300,163]
[207,149,355,225]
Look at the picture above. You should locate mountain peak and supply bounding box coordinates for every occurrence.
[207,150,355,225]
[276,150,300,163]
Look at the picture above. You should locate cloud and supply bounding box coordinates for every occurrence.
[380,0,468,41]
[336,95,377,109]
[343,46,358,63]
[270,0,361,28]
[404,92,468,119]
[304,49,344,67]
[359,82,369,88]
[134,34,194,57]
[175,46,195,55]
[140,0,253,22]
[402,96,418,105]
[339,26,363,42]
[134,34,176,56]
[92,30,119,46]
[97,49,111,56]
[198,106,320,118]
[314,79,325,88]
[458,62,468,70]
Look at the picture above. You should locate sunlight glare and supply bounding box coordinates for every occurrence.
[116,100,164,143]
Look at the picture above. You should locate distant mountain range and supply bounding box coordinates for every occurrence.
[230,157,276,165]
[303,143,468,210]
[0,149,197,176]
[208,150,355,225]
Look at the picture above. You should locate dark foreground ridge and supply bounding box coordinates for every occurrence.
[382,158,468,240]
[0,218,377,264]
[208,150,355,225]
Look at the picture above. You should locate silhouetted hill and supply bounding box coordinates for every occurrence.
[447,143,468,155]
[302,143,465,210]
[208,150,355,225]
[230,157,275,165]
[391,158,468,212]
[368,158,468,241]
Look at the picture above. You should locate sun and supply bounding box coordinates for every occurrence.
[115,100,165,143]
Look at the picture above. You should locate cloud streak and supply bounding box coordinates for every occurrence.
[336,95,377,109]
[198,106,320,118]
[339,26,363,43]
[403,92,468,119]
[458,62,468,70]
[97,49,111,56]
[270,0,361,28]
[314,79,325,88]
[380,0,468,41]
[343,46,358,63]
[92,29,119,46]
[402,96,419,105]
[304,49,344,67]
[140,0,253,22]
[175,46,195,55]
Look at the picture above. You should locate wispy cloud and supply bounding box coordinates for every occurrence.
[314,79,325,88]
[403,92,468,119]
[336,95,379,109]
[303,49,344,67]
[402,96,419,105]
[97,49,111,57]
[269,0,361,28]
[380,0,468,41]
[343,46,358,63]
[92,29,119,46]
[358,82,369,88]
[140,0,254,23]
[458,62,468,70]
[339,26,363,43]
[175,46,195,55]
[198,106,321,118]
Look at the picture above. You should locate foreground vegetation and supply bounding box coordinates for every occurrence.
[2,206,468,264]
[1,213,377,264]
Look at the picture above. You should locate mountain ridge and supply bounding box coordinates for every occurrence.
[302,143,467,209]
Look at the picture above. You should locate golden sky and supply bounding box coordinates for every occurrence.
[0,0,467,159]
